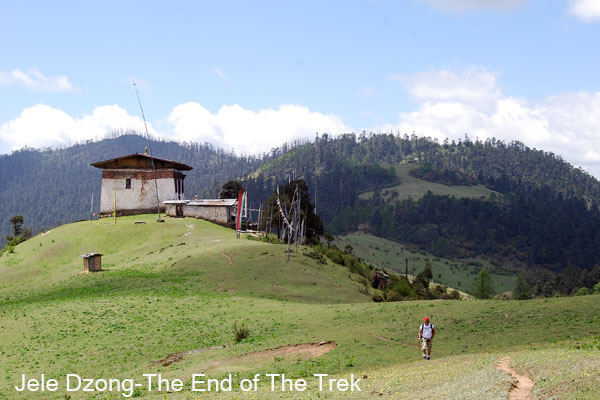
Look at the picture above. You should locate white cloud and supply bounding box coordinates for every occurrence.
[0,67,75,92]
[568,0,600,21]
[2,75,599,179]
[0,102,348,156]
[164,102,348,154]
[0,104,151,150]
[419,0,529,13]
[212,66,229,83]
[386,66,600,178]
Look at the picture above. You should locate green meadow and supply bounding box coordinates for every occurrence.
[359,163,500,203]
[0,215,599,399]
[335,231,515,293]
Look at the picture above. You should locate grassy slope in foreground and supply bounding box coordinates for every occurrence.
[0,215,599,399]
[0,214,366,305]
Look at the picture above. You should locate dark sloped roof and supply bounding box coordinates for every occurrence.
[91,153,193,171]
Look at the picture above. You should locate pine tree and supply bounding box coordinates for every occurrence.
[512,275,530,300]
[470,269,495,299]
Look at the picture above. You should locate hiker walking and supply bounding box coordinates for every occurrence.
[419,317,435,360]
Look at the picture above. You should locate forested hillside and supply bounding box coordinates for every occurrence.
[0,134,263,242]
[244,133,600,228]
[252,133,600,201]
[3,131,600,284]
[242,133,600,281]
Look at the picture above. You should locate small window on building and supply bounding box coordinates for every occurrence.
[125,178,131,189]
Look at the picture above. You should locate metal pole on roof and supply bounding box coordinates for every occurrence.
[133,81,163,222]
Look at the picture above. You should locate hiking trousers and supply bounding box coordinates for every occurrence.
[421,338,432,353]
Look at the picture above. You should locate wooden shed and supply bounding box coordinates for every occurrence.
[82,253,103,272]
[370,270,389,290]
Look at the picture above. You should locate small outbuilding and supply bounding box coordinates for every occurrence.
[82,253,103,272]
[164,199,237,226]
[370,270,389,290]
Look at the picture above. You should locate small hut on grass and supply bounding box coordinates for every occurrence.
[82,253,103,272]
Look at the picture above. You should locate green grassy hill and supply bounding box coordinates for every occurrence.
[0,215,366,305]
[1,216,599,399]
[335,232,515,293]
[359,164,500,202]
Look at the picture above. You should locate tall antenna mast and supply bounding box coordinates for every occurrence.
[133,81,163,222]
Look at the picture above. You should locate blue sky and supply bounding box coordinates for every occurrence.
[1,0,600,176]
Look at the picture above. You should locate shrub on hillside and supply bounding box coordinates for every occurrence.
[432,284,448,298]
[304,250,327,264]
[388,277,416,299]
[325,247,344,265]
[342,255,370,279]
[233,322,250,343]
[384,289,403,302]
[495,291,512,300]
[372,292,384,302]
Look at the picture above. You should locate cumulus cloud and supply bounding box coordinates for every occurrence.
[419,0,529,13]
[0,67,75,92]
[2,74,599,178]
[0,102,348,156]
[164,102,348,154]
[568,0,600,21]
[0,104,151,150]
[386,66,600,177]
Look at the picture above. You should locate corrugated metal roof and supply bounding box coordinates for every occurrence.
[163,200,190,205]
[163,199,237,207]
[188,199,237,207]
[81,252,102,258]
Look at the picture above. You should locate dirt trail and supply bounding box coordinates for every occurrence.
[496,356,534,400]
[208,341,337,368]
[216,241,233,265]
[152,341,336,368]
[151,345,229,367]
[221,252,233,265]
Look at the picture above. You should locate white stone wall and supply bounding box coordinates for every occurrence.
[164,203,233,225]
[99,172,177,214]
[183,205,231,224]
